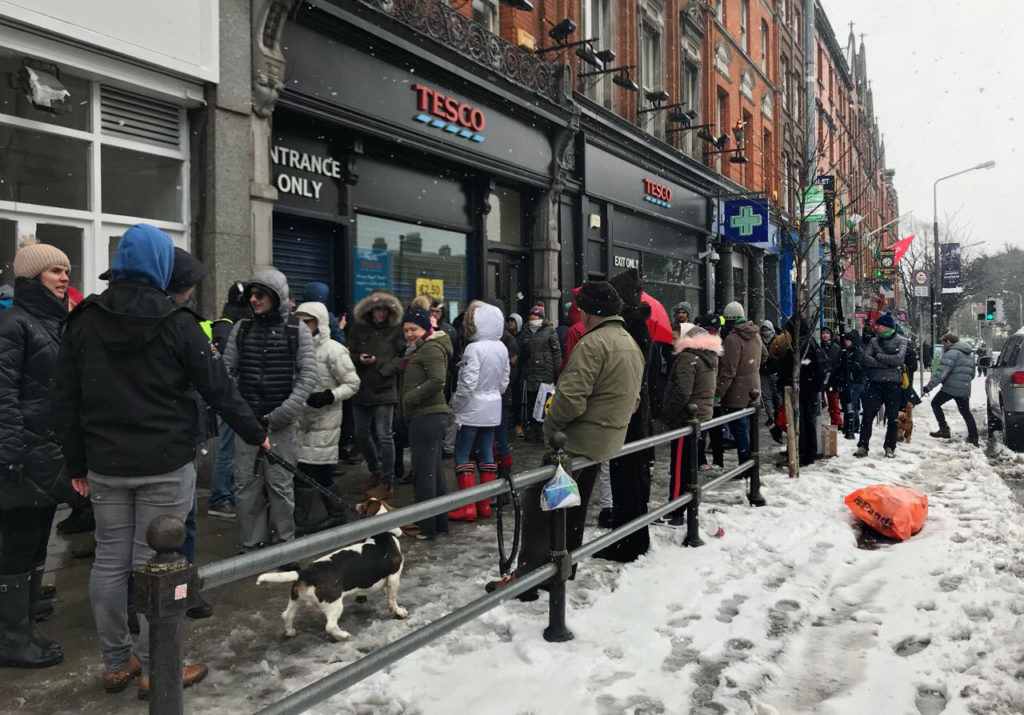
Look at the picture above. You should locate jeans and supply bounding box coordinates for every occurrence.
[859,382,901,451]
[408,413,448,538]
[0,505,56,573]
[724,407,751,462]
[931,390,978,440]
[494,404,511,458]
[352,403,396,482]
[597,461,613,509]
[234,422,298,551]
[209,419,235,509]
[453,424,496,466]
[847,382,867,432]
[89,464,195,674]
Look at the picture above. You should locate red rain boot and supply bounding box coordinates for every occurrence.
[447,464,478,521]
[476,463,497,518]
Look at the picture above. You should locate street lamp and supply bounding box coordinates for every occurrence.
[932,159,996,361]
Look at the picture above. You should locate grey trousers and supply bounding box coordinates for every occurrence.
[89,464,196,675]
[234,422,298,551]
[352,403,396,482]
[597,460,613,509]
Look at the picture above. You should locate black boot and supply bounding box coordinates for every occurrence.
[30,563,54,623]
[318,484,348,530]
[0,572,62,668]
[293,485,317,537]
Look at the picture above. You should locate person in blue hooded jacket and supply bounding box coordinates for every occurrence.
[301,281,345,343]
[53,224,269,696]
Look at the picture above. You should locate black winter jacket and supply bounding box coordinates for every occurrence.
[53,281,266,479]
[0,279,72,508]
[347,291,405,406]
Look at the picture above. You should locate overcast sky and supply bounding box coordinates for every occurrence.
[821,0,1023,255]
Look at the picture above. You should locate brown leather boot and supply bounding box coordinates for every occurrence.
[364,481,394,500]
[929,424,951,439]
[137,663,209,700]
[103,652,142,693]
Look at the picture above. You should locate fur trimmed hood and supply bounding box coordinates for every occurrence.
[674,323,723,355]
[353,289,403,327]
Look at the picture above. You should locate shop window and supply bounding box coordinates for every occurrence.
[355,214,468,316]
[101,146,183,222]
[486,187,523,245]
[587,239,606,278]
[0,55,90,132]
[740,0,749,54]
[35,224,84,293]
[760,21,769,76]
[0,125,89,210]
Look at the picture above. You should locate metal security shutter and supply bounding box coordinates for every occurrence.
[273,218,335,305]
[100,85,182,148]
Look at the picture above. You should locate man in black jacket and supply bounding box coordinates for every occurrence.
[53,224,268,695]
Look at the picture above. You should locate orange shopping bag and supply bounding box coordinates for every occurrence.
[844,484,928,541]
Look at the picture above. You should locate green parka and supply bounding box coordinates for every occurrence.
[543,316,644,462]
[400,330,453,422]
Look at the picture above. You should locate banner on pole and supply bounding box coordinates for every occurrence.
[940,243,963,294]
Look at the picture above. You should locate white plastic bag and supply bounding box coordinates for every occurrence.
[540,464,581,511]
[532,382,556,422]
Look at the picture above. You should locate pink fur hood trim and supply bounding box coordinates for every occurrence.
[674,323,723,355]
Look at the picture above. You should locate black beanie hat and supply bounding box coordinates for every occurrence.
[403,306,432,332]
[575,280,624,317]
[166,247,207,294]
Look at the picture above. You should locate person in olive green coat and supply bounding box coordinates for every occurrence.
[398,307,452,539]
[487,281,643,596]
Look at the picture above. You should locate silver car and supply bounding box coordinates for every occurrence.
[986,333,1024,450]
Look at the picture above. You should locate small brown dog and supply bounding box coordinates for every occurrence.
[897,402,914,443]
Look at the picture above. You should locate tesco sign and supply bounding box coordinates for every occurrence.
[412,84,486,132]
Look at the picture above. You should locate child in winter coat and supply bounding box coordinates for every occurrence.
[447,302,510,521]
[293,302,360,534]
[661,323,722,525]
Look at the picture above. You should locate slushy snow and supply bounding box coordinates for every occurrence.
[187,375,1024,714]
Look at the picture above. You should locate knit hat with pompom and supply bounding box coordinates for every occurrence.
[13,236,71,279]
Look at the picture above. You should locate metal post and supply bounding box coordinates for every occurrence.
[543,432,574,643]
[683,406,704,548]
[747,390,766,507]
[135,516,195,715]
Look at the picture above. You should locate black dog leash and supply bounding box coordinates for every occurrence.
[494,466,522,578]
[260,447,347,508]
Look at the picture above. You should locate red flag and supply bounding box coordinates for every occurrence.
[891,234,916,264]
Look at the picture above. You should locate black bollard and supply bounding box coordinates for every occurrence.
[543,431,575,643]
[135,516,195,715]
[747,390,766,507]
[682,405,704,548]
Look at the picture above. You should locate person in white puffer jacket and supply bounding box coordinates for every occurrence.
[447,302,510,522]
[293,301,360,533]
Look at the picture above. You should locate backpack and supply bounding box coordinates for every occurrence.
[904,344,919,374]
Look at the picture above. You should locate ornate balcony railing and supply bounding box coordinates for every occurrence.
[357,0,568,106]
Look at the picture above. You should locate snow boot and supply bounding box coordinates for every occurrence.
[0,572,62,668]
[884,448,896,459]
[30,563,54,624]
[293,484,317,536]
[853,446,869,458]
[966,435,980,447]
[447,464,478,521]
[929,424,951,439]
[319,483,348,529]
[56,501,94,535]
[476,463,497,518]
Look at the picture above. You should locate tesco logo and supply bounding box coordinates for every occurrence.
[412,84,486,132]
[643,178,672,202]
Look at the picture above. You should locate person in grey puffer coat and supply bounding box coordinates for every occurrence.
[923,333,979,445]
[223,269,318,551]
[854,313,908,459]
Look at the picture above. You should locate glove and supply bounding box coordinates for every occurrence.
[306,390,335,408]
[922,386,931,396]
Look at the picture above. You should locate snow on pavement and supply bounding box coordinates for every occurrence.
[194,376,1024,715]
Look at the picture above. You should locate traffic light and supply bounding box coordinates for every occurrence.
[978,312,986,321]
[986,298,997,321]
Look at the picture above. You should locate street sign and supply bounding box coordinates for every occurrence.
[722,199,769,244]
[896,310,909,323]
[913,285,929,297]
[854,310,869,319]
[802,184,826,223]
[879,252,895,269]
[912,269,929,286]
[940,243,963,294]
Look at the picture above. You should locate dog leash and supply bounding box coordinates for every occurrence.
[494,465,522,579]
[260,447,347,508]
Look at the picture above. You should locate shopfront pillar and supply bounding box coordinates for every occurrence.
[715,244,734,310]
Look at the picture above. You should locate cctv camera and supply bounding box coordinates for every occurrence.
[698,250,720,262]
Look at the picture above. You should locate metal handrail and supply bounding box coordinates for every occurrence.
[143,404,762,715]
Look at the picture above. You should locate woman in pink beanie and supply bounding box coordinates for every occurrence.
[0,237,71,668]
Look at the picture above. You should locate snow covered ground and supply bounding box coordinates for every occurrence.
[175,375,1024,715]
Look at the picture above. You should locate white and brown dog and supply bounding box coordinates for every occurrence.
[256,498,408,640]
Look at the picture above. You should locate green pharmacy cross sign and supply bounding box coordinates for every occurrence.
[723,200,769,243]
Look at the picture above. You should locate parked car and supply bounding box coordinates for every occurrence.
[986,334,1024,451]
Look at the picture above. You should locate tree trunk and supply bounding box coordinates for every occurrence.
[784,386,798,478]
